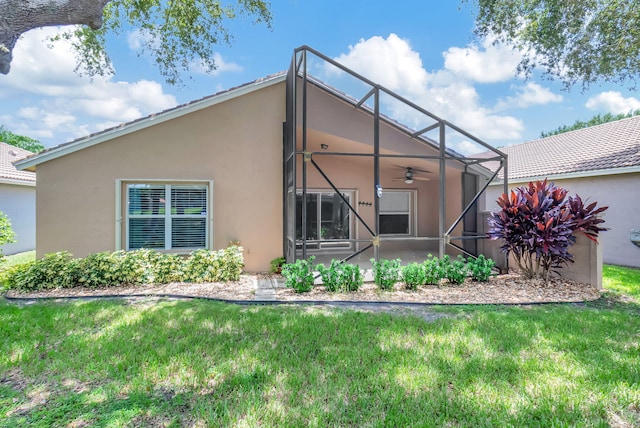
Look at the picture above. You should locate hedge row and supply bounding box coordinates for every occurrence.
[2,246,244,291]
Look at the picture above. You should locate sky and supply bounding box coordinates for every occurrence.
[1,0,639,150]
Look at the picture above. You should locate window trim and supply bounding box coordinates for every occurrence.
[115,179,214,252]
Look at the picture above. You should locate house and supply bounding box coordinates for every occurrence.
[483,115,640,269]
[15,46,506,272]
[0,142,36,255]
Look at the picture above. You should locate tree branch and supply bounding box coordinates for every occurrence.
[0,0,110,73]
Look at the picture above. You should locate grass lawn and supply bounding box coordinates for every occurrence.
[0,251,35,271]
[0,261,639,426]
[603,264,640,302]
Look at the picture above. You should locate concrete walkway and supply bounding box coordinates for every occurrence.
[254,277,285,301]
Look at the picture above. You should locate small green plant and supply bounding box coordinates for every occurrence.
[282,256,316,293]
[402,262,427,291]
[423,254,444,285]
[317,259,363,292]
[444,255,468,285]
[270,256,286,274]
[371,258,401,291]
[0,211,16,262]
[467,254,495,282]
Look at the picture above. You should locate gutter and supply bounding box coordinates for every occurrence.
[489,164,640,185]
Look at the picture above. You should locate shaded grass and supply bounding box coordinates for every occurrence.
[1,298,639,427]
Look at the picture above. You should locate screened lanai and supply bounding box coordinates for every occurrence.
[283,46,508,267]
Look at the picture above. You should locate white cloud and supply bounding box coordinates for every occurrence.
[0,27,178,146]
[334,34,429,94]
[328,34,524,146]
[190,53,243,76]
[494,82,563,110]
[443,37,523,83]
[585,91,640,114]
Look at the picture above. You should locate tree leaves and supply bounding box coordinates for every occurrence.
[468,0,640,89]
[53,0,273,85]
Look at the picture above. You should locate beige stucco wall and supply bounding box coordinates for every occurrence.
[485,172,640,269]
[0,182,35,255]
[35,81,285,271]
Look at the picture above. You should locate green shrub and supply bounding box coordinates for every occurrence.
[371,258,401,291]
[270,256,286,274]
[444,255,468,285]
[423,254,444,285]
[8,251,79,291]
[149,252,185,283]
[0,211,16,262]
[1,261,34,290]
[339,263,363,292]
[77,251,124,287]
[402,262,426,291]
[282,256,316,293]
[467,254,495,282]
[317,259,363,292]
[184,246,244,282]
[4,247,243,291]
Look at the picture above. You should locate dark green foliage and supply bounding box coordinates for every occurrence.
[371,258,401,290]
[3,247,244,291]
[470,0,640,89]
[488,179,608,282]
[51,0,273,85]
[467,254,496,282]
[401,263,427,290]
[281,256,315,293]
[444,255,468,285]
[317,259,363,292]
[0,125,44,153]
[540,111,640,138]
[270,256,286,274]
[423,254,444,285]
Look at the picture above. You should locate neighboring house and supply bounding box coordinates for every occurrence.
[483,115,640,269]
[15,47,505,271]
[0,142,36,255]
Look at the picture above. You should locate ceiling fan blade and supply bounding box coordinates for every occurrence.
[413,176,431,181]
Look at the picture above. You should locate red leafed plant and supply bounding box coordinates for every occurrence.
[488,179,608,282]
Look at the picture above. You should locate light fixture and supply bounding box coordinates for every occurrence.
[404,167,414,184]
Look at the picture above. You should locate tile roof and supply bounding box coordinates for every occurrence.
[495,115,640,181]
[0,142,36,183]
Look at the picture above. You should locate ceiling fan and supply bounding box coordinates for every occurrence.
[393,166,431,184]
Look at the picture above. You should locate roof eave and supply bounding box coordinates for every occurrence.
[14,73,287,171]
[0,177,36,187]
[489,164,640,185]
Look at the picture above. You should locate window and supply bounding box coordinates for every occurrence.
[379,190,414,235]
[296,191,352,249]
[126,183,209,250]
